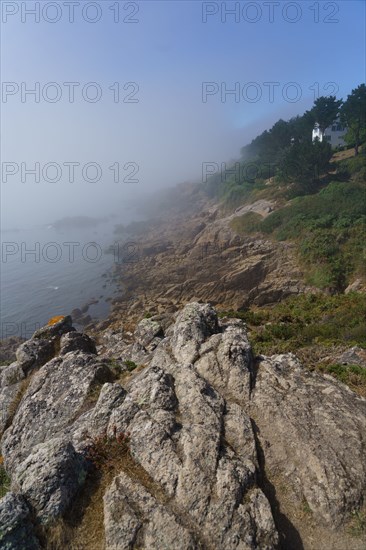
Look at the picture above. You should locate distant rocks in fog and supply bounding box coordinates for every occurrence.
[47,216,107,230]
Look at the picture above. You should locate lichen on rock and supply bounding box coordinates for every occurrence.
[0,303,365,549]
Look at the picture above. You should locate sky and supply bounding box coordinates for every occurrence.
[1,0,365,227]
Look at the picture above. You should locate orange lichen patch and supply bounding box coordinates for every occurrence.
[47,315,66,326]
[0,456,4,465]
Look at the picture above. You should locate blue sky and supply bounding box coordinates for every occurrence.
[1,0,365,226]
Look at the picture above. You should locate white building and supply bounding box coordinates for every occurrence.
[312,119,347,148]
[324,120,348,148]
[312,122,323,142]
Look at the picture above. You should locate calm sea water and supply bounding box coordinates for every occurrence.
[0,219,128,340]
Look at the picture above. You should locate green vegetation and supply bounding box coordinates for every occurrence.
[219,292,366,350]
[230,171,366,292]
[218,292,366,395]
[348,507,366,537]
[205,93,350,204]
[124,360,138,372]
[220,181,253,210]
[276,140,333,189]
[341,84,366,156]
[336,153,366,182]
[0,460,10,498]
[205,84,366,292]
[230,211,262,234]
[309,96,343,136]
[205,84,366,207]
[301,498,312,516]
[318,364,366,392]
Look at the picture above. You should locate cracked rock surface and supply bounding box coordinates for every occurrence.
[0,303,365,549]
[250,354,366,527]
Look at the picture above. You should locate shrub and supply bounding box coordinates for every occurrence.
[84,427,130,470]
[124,360,138,372]
[218,309,264,325]
[240,181,366,291]
[319,363,366,390]
[276,140,333,187]
[221,182,253,210]
[233,292,366,355]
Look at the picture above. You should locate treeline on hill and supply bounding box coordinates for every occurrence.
[205,83,366,204]
[204,84,366,293]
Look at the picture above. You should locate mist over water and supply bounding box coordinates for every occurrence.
[1,1,365,336]
[1,220,117,337]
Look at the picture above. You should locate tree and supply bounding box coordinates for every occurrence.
[287,114,315,143]
[308,96,343,137]
[243,118,309,164]
[276,140,333,190]
[340,84,366,156]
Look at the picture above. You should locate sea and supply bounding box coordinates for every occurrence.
[0,216,135,340]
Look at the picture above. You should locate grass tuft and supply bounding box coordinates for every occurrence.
[0,457,11,498]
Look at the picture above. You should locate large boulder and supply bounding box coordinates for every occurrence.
[102,304,278,549]
[32,315,74,340]
[59,331,97,355]
[0,337,25,366]
[134,318,164,348]
[104,472,196,550]
[2,352,114,473]
[15,339,55,374]
[0,363,25,434]
[1,303,365,549]
[0,363,24,388]
[0,492,40,549]
[12,437,88,522]
[250,353,366,527]
[170,302,219,364]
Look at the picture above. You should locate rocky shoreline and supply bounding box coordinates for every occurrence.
[0,306,365,549]
[1,193,365,549]
[98,198,314,334]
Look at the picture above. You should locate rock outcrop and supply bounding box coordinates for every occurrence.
[0,337,25,366]
[0,305,365,549]
[0,492,40,549]
[250,354,366,527]
[105,204,311,328]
